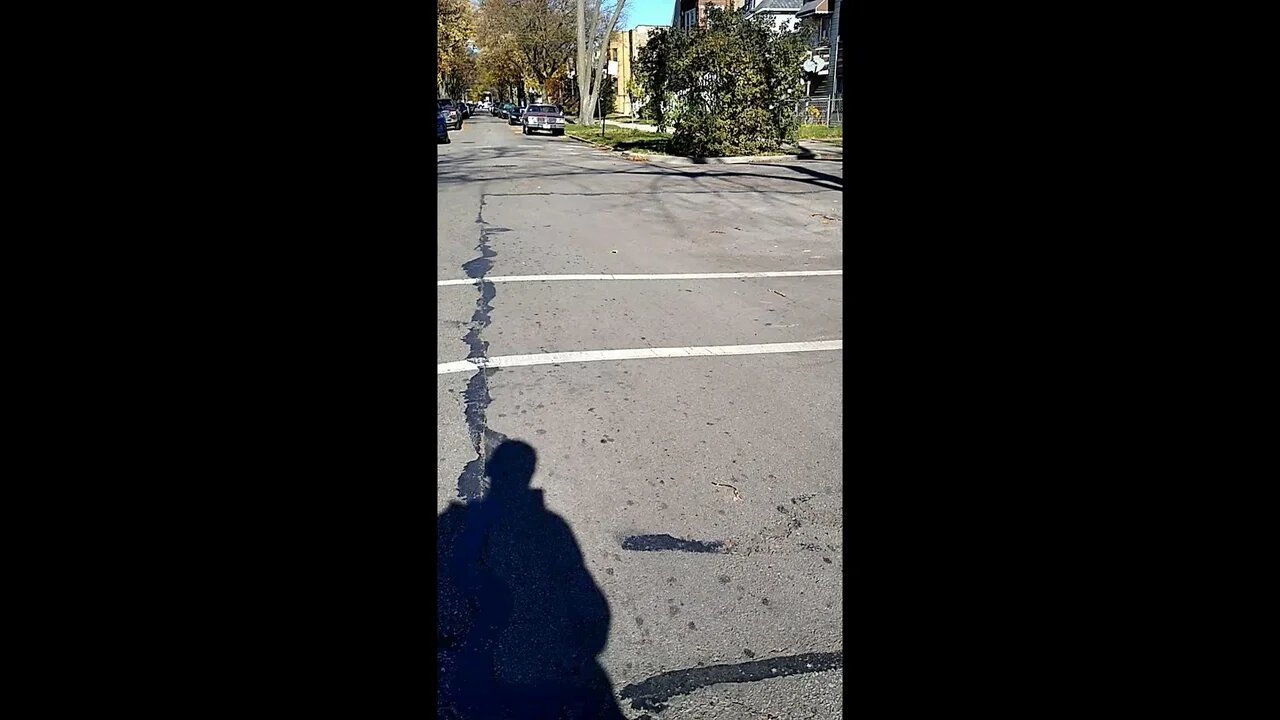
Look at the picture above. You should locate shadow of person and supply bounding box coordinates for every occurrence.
[437,440,625,720]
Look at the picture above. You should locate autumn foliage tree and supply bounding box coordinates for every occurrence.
[475,0,576,103]
[476,32,526,103]
[441,47,479,100]
[438,0,475,97]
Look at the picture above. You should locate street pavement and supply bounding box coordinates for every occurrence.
[437,114,843,720]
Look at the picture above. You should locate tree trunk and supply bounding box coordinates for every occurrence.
[577,0,589,123]
[579,1,625,125]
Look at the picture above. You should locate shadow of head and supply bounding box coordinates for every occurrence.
[486,440,536,501]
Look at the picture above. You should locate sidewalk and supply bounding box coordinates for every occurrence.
[605,119,667,134]
[796,139,843,160]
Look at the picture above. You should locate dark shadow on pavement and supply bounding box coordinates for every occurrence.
[439,165,842,193]
[771,164,843,188]
[437,440,625,720]
[613,138,671,154]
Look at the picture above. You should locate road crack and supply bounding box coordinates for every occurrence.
[455,194,508,501]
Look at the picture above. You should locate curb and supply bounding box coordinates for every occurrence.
[565,134,613,151]
[566,135,838,164]
[624,152,816,165]
[565,134,650,161]
[792,151,843,161]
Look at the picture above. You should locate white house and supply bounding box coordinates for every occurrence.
[743,0,802,32]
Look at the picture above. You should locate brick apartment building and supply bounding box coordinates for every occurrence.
[670,0,747,30]
[605,25,668,117]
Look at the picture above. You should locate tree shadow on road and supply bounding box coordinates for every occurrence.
[768,163,843,189]
[437,440,625,720]
[436,145,842,193]
[613,138,672,154]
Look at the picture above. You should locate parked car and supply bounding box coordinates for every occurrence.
[499,103,516,119]
[521,104,566,136]
[437,99,462,130]
[508,106,525,125]
[459,102,471,119]
[437,111,449,143]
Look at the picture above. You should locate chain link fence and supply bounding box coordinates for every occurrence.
[795,97,843,127]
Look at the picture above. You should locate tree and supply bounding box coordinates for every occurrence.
[543,66,574,108]
[625,77,641,111]
[633,26,684,126]
[634,7,808,156]
[442,46,479,100]
[477,33,526,103]
[438,0,475,96]
[476,0,576,103]
[575,0,627,124]
[598,72,617,116]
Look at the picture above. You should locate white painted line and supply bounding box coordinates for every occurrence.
[437,340,842,375]
[437,270,842,287]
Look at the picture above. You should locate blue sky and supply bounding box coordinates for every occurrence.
[622,0,674,29]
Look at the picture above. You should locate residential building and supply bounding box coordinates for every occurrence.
[796,0,842,101]
[670,0,747,31]
[605,25,669,117]
[743,0,802,32]
[660,0,841,125]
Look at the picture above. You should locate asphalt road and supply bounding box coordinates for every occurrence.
[437,114,843,720]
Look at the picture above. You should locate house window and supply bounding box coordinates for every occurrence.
[819,17,829,42]
[683,8,697,29]
[610,48,619,61]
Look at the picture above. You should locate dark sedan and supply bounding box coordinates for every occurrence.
[508,106,525,125]
[437,111,449,143]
